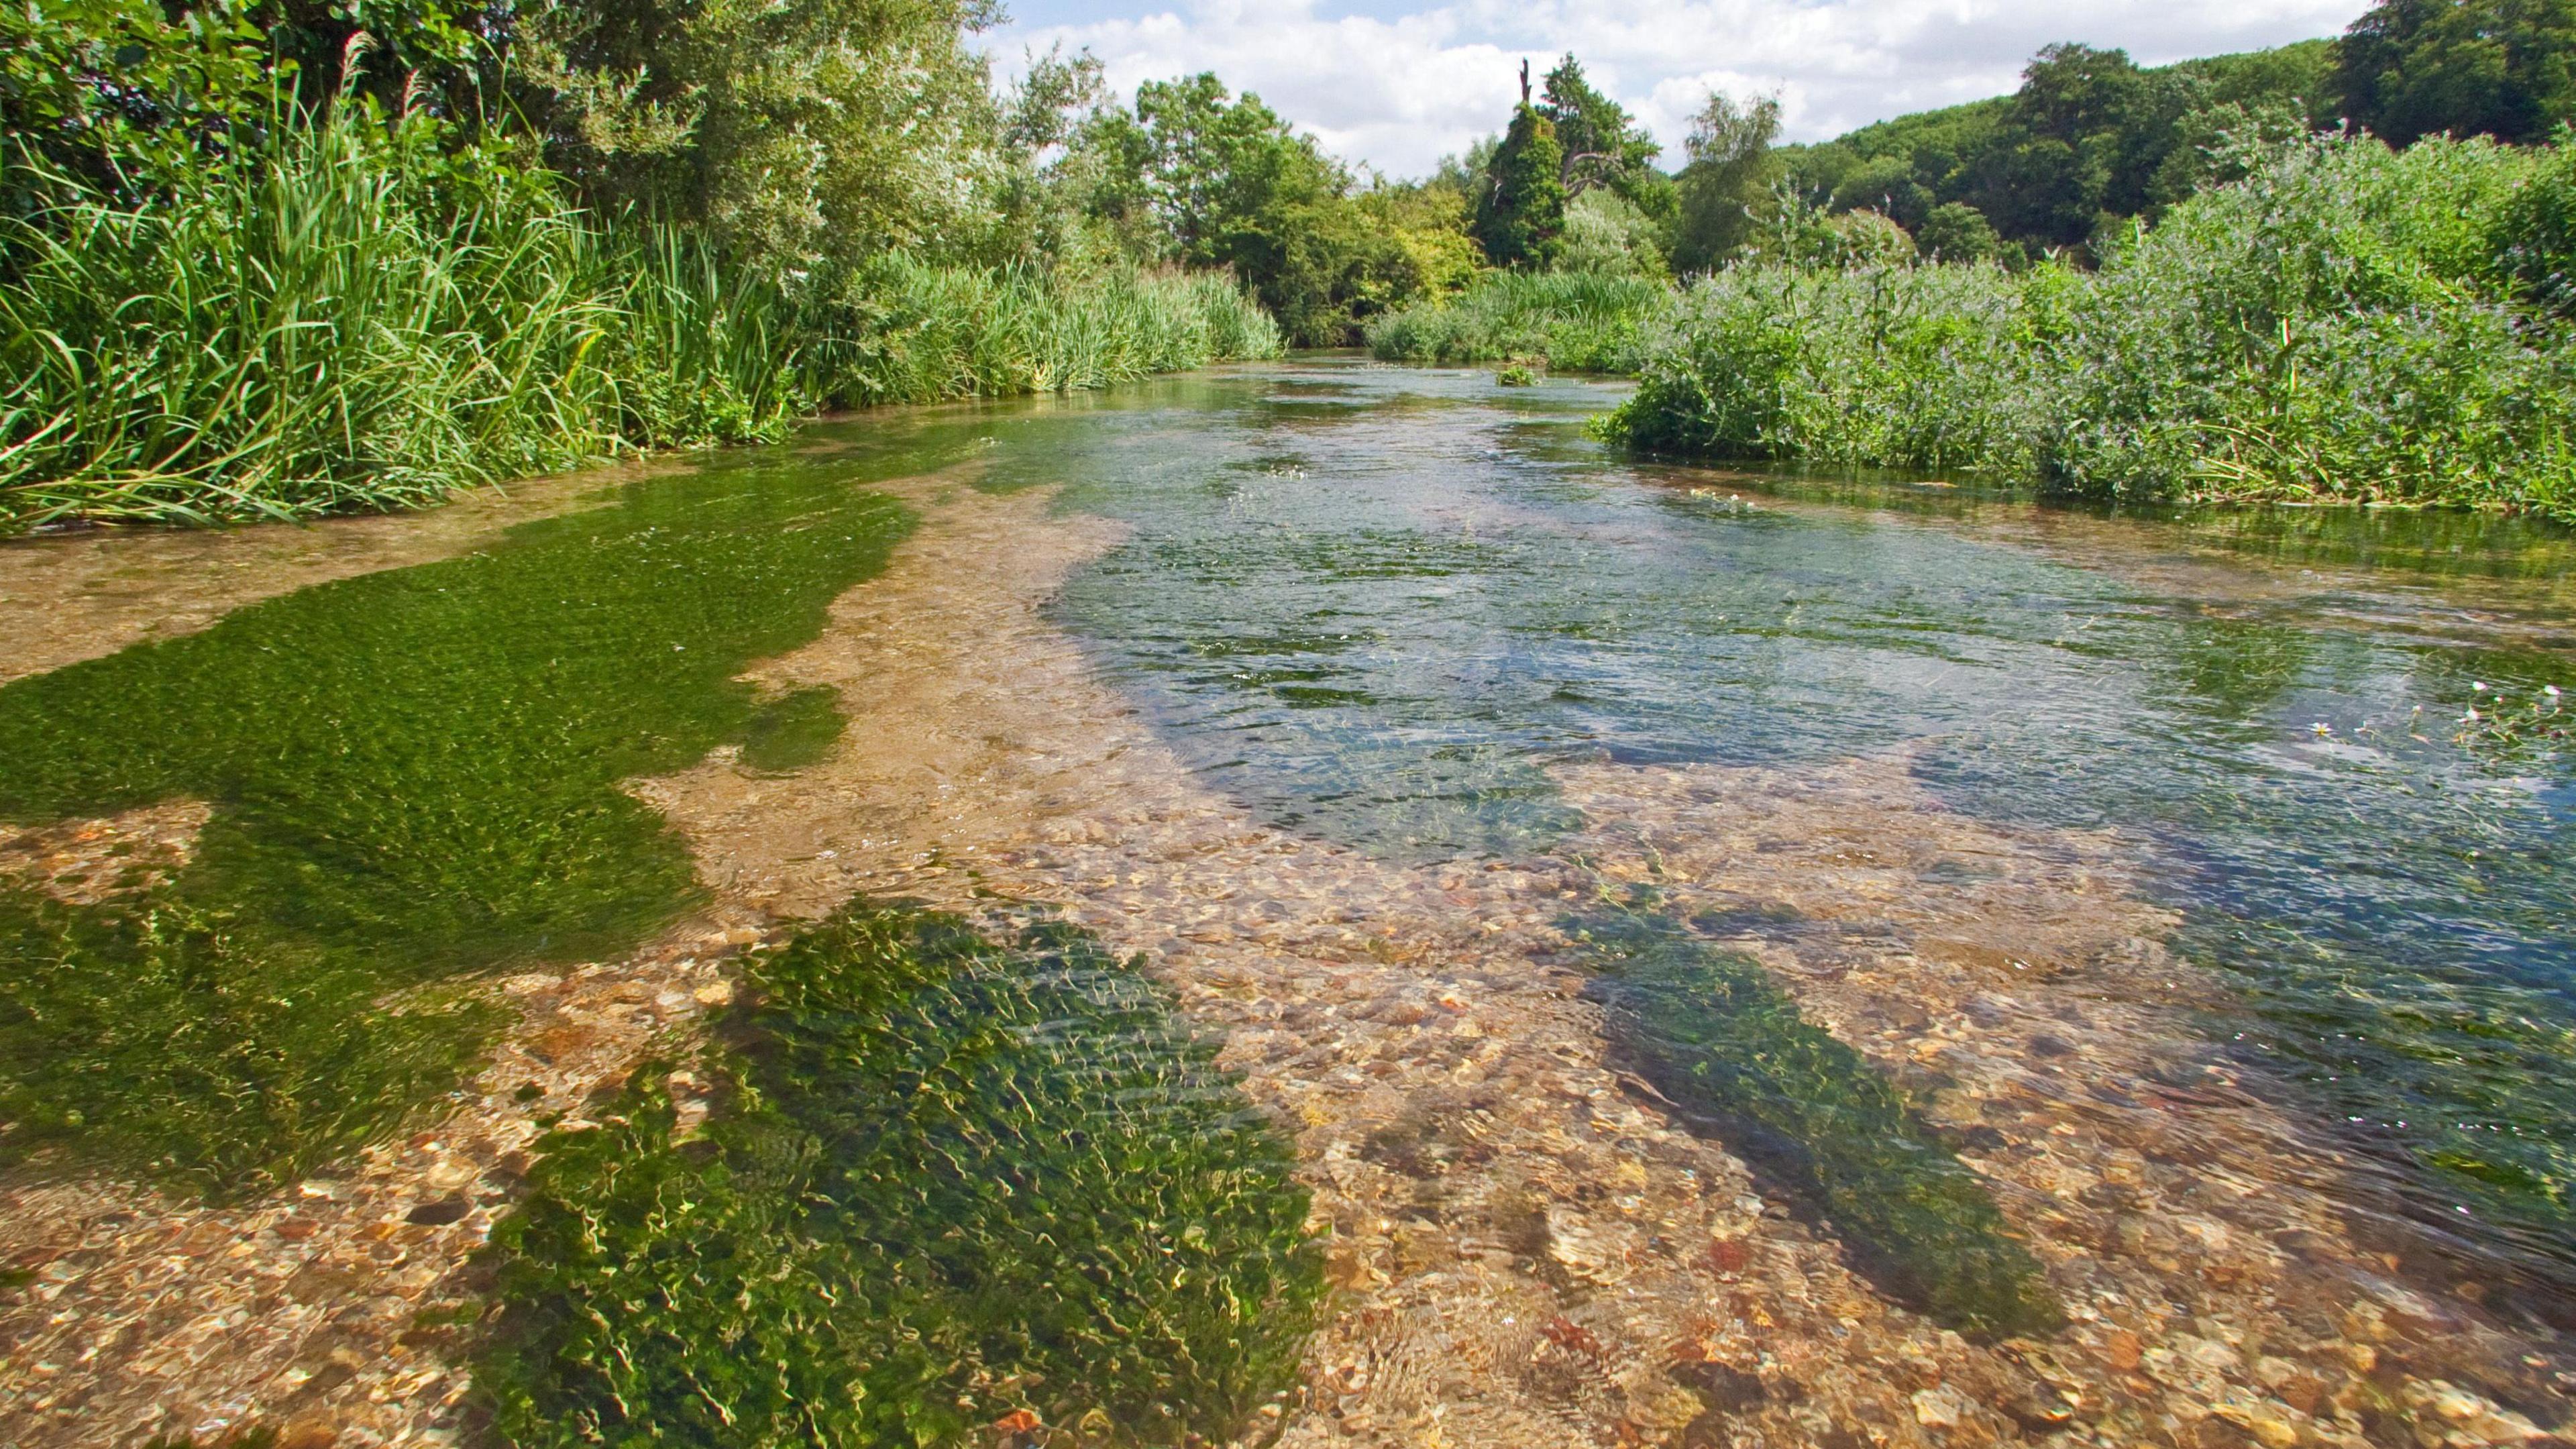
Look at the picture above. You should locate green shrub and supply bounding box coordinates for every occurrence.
[476,902,1322,1449]
[1604,133,2576,521]
[1366,269,1671,372]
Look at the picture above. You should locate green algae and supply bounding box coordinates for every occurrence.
[1569,905,2060,1339]
[739,685,850,772]
[474,900,1322,1449]
[0,455,920,1197]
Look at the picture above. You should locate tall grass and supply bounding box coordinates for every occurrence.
[1365,270,1671,372]
[805,255,1277,406]
[0,115,621,529]
[0,107,1279,534]
[1604,134,2576,521]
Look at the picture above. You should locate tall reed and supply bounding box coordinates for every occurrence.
[1365,270,1672,373]
[0,108,1281,534]
[0,113,620,529]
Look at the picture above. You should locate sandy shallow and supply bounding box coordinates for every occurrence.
[2,475,2570,1449]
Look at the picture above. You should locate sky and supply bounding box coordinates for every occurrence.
[978,0,2365,178]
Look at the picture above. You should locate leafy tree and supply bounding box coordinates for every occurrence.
[1477,91,1567,269]
[1914,201,2005,263]
[2340,0,2576,143]
[1830,153,1933,225]
[1968,44,2188,248]
[1773,38,2339,260]
[514,0,1004,268]
[1359,182,1485,294]
[1559,188,1668,276]
[1063,73,1415,342]
[1670,89,1782,272]
[1538,55,1660,199]
[0,0,500,204]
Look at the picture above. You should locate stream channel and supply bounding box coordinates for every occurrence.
[2,357,2573,1449]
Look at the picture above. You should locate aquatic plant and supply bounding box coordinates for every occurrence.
[1365,270,1671,373]
[0,453,921,1195]
[474,900,1322,1448]
[1568,906,2061,1338]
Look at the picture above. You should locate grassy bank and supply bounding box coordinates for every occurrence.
[0,107,1279,535]
[477,901,1320,1448]
[1601,135,2576,521]
[1364,270,1671,373]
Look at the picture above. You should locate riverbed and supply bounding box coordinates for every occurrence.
[3,358,2571,1449]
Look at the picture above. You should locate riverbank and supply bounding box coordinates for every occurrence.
[1370,134,2576,524]
[0,106,1279,537]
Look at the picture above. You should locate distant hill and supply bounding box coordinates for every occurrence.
[1776,37,2345,256]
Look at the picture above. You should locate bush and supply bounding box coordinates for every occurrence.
[1365,269,1671,372]
[1603,133,2576,521]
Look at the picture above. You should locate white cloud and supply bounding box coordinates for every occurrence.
[979,0,2363,178]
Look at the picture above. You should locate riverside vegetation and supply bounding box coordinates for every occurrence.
[1369,0,2576,521]
[7,2,2576,1444]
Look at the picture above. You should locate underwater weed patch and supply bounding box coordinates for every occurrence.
[1569,906,2059,1338]
[0,454,920,1196]
[475,900,1321,1448]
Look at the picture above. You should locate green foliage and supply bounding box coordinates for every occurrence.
[516,0,1003,268]
[1559,188,1669,277]
[1061,73,1412,344]
[1358,182,1485,296]
[0,103,625,530]
[1778,38,2344,258]
[1365,270,1670,372]
[0,452,918,1195]
[0,0,270,198]
[1670,91,1783,272]
[1745,193,1920,268]
[2341,0,2576,145]
[1570,908,2059,1338]
[1538,54,1662,203]
[1915,201,2007,264]
[1476,103,1567,270]
[2494,133,2576,311]
[1603,133,2576,521]
[0,98,1277,532]
[804,256,1281,407]
[475,900,1323,1449]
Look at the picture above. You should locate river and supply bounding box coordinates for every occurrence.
[2,357,2571,1448]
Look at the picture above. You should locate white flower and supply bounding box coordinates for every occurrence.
[2311,722,2332,736]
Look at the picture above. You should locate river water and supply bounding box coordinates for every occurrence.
[3,357,2573,1448]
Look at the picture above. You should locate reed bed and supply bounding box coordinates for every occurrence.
[1364,270,1672,373]
[0,109,1279,535]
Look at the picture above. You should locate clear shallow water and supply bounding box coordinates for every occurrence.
[7,357,2576,1442]
[898,358,2576,1304]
